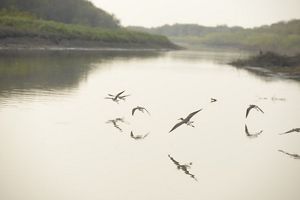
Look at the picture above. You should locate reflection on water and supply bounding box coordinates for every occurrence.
[106,118,126,132]
[130,131,150,140]
[0,50,161,103]
[168,154,197,181]
[0,50,300,200]
[244,124,264,138]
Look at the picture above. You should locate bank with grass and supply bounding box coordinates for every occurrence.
[0,15,179,50]
[230,51,300,80]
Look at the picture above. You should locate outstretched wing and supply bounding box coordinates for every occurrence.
[186,109,202,121]
[280,128,300,135]
[255,106,264,114]
[130,131,135,138]
[115,90,125,98]
[142,107,150,115]
[119,94,130,99]
[132,107,138,116]
[246,105,254,118]
[169,120,185,133]
[180,166,198,181]
[168,154,180,166]
[278,149,300,159]
[245,124,250,136]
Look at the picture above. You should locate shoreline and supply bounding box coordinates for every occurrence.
[0,37,181,51]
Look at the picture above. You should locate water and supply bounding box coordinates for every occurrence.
[0,50,299,200]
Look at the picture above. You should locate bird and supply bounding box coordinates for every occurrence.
[132,106,150,116]
[279,128,300,135]
[246,104,264,118]
[244,125,263,138]
[118,94,130,101]
[105,90,129,103]
[168,154,197,181]
[278,150,300,159]
[169,109,202,133]
[106,118,125,132]
[130,131,149,140]
[210,98,217,103]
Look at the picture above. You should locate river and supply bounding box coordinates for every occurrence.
[0,49,299,200]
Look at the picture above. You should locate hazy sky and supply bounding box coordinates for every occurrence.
[90,0,300,28]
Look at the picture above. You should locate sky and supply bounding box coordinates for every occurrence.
[90,0,300,28]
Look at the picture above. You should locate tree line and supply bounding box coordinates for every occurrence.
[128,20,300,53]
[0,0,120,28]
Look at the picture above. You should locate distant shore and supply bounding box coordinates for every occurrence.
[230,52,300,80]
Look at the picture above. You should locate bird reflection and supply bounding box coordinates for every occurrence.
[168,154,197,181]
[246,104,264,118]
[271,97,285,101]
[106,118,126,132]
[130,131,150,140]
[132,106,150,116]
[279,128,300,135]
[278,150,300,159]
[169,109,202,133]
[105,90,130,103]
[244,125,263,138]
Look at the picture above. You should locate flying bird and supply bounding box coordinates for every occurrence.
[210,98,217,103]
[278,150,300,159]
[279,128,300,135]
[168,154,197,181]
[130,131,150,140]
[105,90,129,103]
[132,106,150,116]
[169,109,202,133]
[246,104,264,118]
[245,125,263,138]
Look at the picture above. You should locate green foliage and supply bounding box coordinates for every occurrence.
[129,21,300,53]
[0,15,175,48]
[0,0,119,28]
[230,51,300,67]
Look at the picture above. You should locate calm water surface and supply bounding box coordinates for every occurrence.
[0,50,299,200]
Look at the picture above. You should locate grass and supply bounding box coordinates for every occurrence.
[0,15,178,48]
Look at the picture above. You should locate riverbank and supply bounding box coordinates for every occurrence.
[230,52,300,80]
[0,16,180,50]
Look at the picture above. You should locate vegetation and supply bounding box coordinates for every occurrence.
[128,21,300,53]
[0,12,178,49]
[0,0,119,28]
[230,51,300,68]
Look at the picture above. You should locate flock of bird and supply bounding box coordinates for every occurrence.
[105,90,300,181]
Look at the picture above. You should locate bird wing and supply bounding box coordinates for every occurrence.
[278,149,300,159]
[142,132,150,139]
[186,109,202,121]
[281,128,298,135]
[245,125,250,136]
[119,94,130,98]
[169,120,185,133]
[130,131,135,138]
[168,154,180,166]
[143,107,150,115]
[115,90,125,98]
[255,106,264,114]
[181,166,198,181]
[246,105,254,118]
[132,107,138,116]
